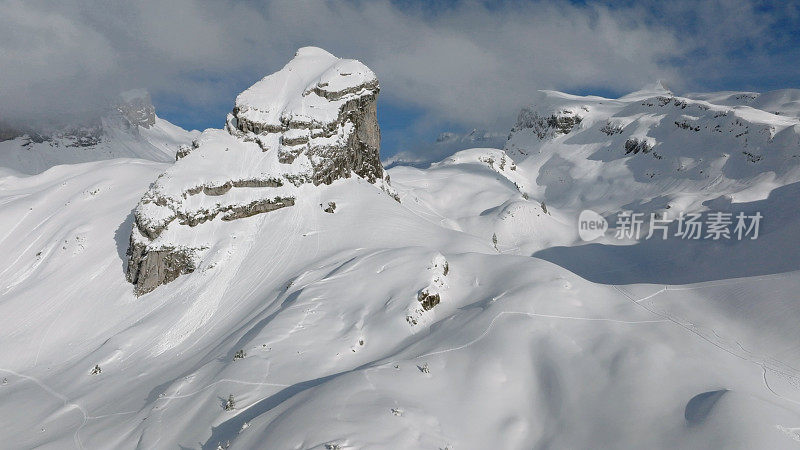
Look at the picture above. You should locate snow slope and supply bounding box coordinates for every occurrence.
[2,72,800,449]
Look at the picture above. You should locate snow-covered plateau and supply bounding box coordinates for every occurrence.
[1,49,800,449]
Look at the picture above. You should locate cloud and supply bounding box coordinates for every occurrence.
[0,0,796,137]
[0,0,119,123]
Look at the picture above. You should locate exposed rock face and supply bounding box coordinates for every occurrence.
[126,47,392,295]
[126,244,200,295]
[226,47,383,184]
[0,119,104,147]
[406,254,449,326]
[62,122,104,147]
[624,138,653,155]
[117,89,157,129]
[512,107,583,140]
[0,124,26,142]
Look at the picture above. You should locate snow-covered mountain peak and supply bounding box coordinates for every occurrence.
[230,46,377,152]
[505,86,800,215]
[116,89,156,129]
[0,90,195,174]
[619,79,674,100]
[127,48,391,294]
[225,47,382,181]
[686,88,800,118]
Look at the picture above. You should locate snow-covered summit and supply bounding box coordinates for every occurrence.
[505,86,800,214]
[686,88,800,118]
[233,47,377,132]
[227,46,381,177]
[618,79,674,100]
[127,48,391,294]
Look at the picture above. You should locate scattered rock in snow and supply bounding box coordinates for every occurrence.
[624,138,653,155]
[223,394,236,411]
[417,289,440,311]
[743,150,763,163]
[600,120,624,135]
[407,254,449,325]
[175,144,193,160]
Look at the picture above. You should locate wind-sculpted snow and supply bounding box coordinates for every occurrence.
[127,48,392,294]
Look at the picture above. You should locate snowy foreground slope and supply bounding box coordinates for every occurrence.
[2,52,800,449]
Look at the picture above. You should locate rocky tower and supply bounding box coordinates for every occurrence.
[126,47,388,295]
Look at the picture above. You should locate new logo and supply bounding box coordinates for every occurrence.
[578,209,608,241]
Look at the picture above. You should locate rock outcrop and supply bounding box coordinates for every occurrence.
[126,47,392,295]
[512,107,583,140]
[406,254,449,326]
[117,89,157,129]
[226,47,382,184]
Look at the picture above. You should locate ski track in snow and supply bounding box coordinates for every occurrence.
[1,364,295,450]
[613,282,800,407]
[0,368,88,449]
[172,201,305,357]
[148,204,306,447]
[414,309,670,361]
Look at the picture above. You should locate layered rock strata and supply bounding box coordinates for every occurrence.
[127,47,391,294]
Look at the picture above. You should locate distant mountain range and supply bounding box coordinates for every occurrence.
[0,89,198,175]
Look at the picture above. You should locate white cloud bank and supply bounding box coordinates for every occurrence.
[0,0,796,132]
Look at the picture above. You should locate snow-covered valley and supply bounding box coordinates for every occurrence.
[2,48,800,449]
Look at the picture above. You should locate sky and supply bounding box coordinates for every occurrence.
[1,0,799,159]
